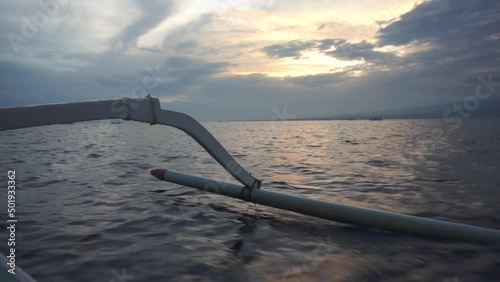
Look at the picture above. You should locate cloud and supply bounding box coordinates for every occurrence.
[261,40,317,59]
[114,0,175,48]
[261,39,349,59]
[324,41,398,65]
[0,0,499,121]
[175,40,199,53]
[377,0,500,47]
[375,0,500,76]
[261,38,396,67]
[158,56,233,81]
[316,39,346,50]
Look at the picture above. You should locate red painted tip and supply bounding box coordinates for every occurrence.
[151,169,166,180]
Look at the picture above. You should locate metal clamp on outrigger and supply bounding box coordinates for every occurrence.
[2,95,500,246]
[0,95,262,189]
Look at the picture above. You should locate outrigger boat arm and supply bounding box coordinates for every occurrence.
[0,95,261,188]
[2,96,500,246]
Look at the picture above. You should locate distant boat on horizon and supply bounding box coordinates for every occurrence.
[369,117,383,121]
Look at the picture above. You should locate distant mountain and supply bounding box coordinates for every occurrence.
[322,97,500,120]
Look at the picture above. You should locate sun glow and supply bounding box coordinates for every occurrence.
[134,0,422,78]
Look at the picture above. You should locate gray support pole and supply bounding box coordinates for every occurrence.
[152,169,500,244]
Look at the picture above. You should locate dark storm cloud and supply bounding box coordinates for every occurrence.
[262,39,396,64]
[261,40,317,59]
[324,41,398,64]
[375,0,500,85]
[316,39,346,50]
[377,0,500,47]
[261,38,348,59]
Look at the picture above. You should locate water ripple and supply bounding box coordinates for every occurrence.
[0,120,498,281]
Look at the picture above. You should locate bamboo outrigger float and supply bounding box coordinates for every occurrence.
[1,96,500,281]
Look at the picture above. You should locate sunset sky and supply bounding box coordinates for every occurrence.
[1,0,499,120]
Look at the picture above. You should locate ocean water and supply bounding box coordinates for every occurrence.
[0,119,499,282]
